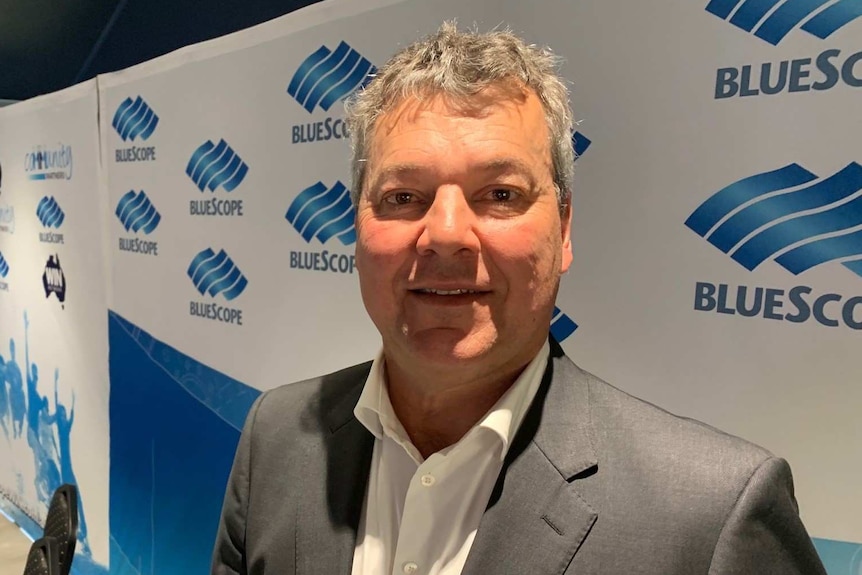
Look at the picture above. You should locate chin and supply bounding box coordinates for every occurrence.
[407,328,498,365]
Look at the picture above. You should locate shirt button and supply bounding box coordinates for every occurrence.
[402,561,419,574]
[420,474,436,487]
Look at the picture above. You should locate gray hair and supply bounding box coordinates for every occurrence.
[344,21,575,207]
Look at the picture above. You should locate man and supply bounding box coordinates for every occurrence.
[212,23,826,575]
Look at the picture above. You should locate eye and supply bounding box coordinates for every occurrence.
[383,191,416,205]
[486,188,519,202]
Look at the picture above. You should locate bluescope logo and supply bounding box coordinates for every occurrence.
[113,96,158,162]
[36,196,65,244]
[187,248,247,325]
[42,254,66,305]
[0,252,9,292]
[186,139,248,217]
[286,181,357,274]
[551,307,578,343]
[573,131,592,158]
[709,0,862,98]
[686,162,862,330]
[116,190,161,256]
[25,144,73,180]
[287,41,376,144]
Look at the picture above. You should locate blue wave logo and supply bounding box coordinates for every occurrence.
[36,197,65,228]
[186,139,249,193]
[115,191,161,234]
[686,162,862,278]
[286,181,356,245]
[112,96,159,142]
[551,306,578,342]
[187,248,248,301]
[573,131,591,159]
[0,252,9,278]
[706,0,862,45]
[287,41,376,113]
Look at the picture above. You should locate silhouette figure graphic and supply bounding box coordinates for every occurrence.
[5,338,25,438]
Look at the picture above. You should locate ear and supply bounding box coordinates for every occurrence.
[560,200,573,274]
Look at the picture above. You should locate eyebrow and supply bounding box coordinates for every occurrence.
[368,158,539,191]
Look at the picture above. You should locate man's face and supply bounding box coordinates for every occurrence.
[355,87,572,376]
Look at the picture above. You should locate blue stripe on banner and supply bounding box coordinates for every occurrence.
[222,161,248,192]
[730,0,784,31]
[732,192,862,271]
[288,45,331,98]
[115,190,138,220]
[191,140,228,188]
[186,140,215,178]
[207,264,242,298]
[812,537,862,574]
[221,273,248,301]
[205,153,241,192]
[139,210,161,235]
[294,183,345,234]
[139,112,158,141]
[123,195,150,232]
[120,98,148,141]
[305,49,360,112]
[318,57,372,112]
[119,192,147,228]
[573,131,592,158]
[302,186,352,242]
[315,207,355,244]
[196,145,232,192]
[197,256,233,294]
[550,313,578,342]
[188,248,219,284]
[36,197,50,221]
[708,163,862,252]
[685,164,818,237]
[28,174,47,180]
[287,182,329,224]
[296,41,351,111]
[801,0,862,37]
[116,96,143,136]
[112,97,134,130]
[842,258,862,277]
[706,0,746,19]
[336,227,357,245]
[776,227,862,274]
[127,107,154,142]
[130,203,156,234]
[755,0,832,44]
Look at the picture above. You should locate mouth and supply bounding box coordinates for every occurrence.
[413,288,484,295]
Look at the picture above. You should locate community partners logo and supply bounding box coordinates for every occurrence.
[0,251,9,292]
[115,190,161,256]
[42,254,66,306]
[287,41,376,144]
[686,161,862,330]
[707,0,862,98]
[187,248,247,326]
[0,161,13,235]
[36,196,65,244]
[25,144,72,180]
[286,180,356,274]
[186,139,248,217]
[113,96,159,162]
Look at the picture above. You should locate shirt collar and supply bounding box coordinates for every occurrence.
[353,341,550,462]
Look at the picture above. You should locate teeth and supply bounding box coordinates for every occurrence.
[419,288,478,295]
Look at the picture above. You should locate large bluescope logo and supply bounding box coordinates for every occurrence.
[286,181,356,245]
[288,41,376,113]
[551,307,578,342]
[36,197,65,228]
[686,162,862,277]
[116,191,161,234]
[187,248,248,301]
[706,0,862,45]
[186,139,249,193]
[112,96,159,142]
[0,252,9,278]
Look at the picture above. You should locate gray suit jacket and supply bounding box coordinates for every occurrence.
[212,342,826,574]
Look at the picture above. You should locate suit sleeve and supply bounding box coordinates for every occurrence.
[708,457,826,575]
[211,394,264,575]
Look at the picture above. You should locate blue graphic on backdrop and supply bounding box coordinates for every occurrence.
[287,181,356,245]
[572,131,591,159]
[0,252,9,278]
[42,254,67,305]
[706,0,862,45]
[0,312,93,562]
[108,311,259,575]
[36,196,65,228]
[686,162,862,277]
[550,307,578,342]
[288,41,376,113]
[187,249,247,301]
[112,96,159,142]
[24,144,73,181]
[185,140,248,193]
[115,191,161,234]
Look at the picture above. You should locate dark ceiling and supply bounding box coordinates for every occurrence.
[0,0,320,101]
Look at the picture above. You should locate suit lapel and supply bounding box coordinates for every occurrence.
[295,366,374,575]
[462,342,599,575]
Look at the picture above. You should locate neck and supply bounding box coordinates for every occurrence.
[384,357,527,460]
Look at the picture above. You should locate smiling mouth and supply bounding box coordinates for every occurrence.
[414,288,483,295]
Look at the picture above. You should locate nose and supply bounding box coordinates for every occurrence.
[416,187,481,256]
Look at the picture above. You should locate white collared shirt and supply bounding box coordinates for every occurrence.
[351,342,550,575]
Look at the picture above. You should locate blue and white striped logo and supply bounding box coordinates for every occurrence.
[287,41,376,113]
[115,191,161,234]
[551,306,578,342]
[573,131,592,159]
[686,162,862,278]
[187,248,248,301]
[286,181,356,245]
[186,139,248,193]
[112,96,159,142]
[706,0,862,45]
[36,196,65,228]
[0,252,9,278]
